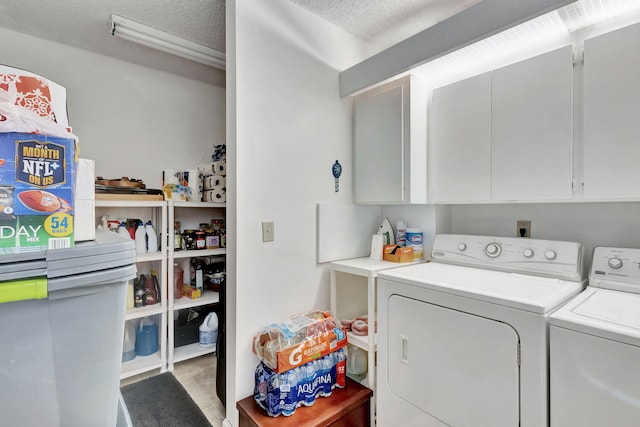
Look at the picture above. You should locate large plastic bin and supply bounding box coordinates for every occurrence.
[0,230,136,427]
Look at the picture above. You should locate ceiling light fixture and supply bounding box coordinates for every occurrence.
[110,14,225,70]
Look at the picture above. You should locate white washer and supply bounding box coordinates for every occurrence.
[377,234,586,427]
[550,246,640,427]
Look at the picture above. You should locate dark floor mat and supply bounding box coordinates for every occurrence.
[121,373,212,427]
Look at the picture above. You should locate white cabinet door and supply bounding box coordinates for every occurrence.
[583,22,640,200]
[492,45,574,201]
[429,72,492,203]
[354,76,426,204]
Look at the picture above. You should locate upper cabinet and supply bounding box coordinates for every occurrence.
[353,75,427,204]
[492,46,574,201]
[583,22,640,200]
[429,72,492,203]
[429,45,574,203]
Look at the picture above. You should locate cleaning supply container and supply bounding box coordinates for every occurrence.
[405,228,424,260]
[0,230,136,427]
[135,317,159,356]
[199,311,219,348]
[122,321,137,362]
[346,344,367,382]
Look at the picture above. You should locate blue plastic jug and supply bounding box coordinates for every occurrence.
[135,317,159,356]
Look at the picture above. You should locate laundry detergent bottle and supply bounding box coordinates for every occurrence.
[134,220,147,254]
[145,220,158,252]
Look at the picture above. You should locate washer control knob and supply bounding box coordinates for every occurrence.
[608,258,623,269]
[458,243,467,251]
[523,248,534,258]
[545,250,557,260]
[485,243,502,258]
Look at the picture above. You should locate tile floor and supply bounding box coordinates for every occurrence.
[120,354,225,427]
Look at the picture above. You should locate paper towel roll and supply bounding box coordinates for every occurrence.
[370,234,383,261]
[163,169,182,186]
[183,169,203,202]
[212,160,226,176]
[204,188,226,203]
[203,174,225,190]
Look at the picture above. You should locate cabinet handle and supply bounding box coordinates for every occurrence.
[400,334,409,364]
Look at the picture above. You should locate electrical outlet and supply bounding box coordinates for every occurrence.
[262,221,274,242]
[517,220,531,238]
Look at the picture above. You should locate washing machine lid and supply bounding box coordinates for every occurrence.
[378,262,585,314]
[550,287,640,347]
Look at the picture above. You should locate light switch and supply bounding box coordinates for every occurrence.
[262,221,274,242]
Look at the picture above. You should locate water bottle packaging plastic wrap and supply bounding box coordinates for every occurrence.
[252,310,348,373]
[253,348,346,417]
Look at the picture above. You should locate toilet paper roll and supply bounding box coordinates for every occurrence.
[183,169,203,202]
[204,188,226,203]
[370,234,383,261]
[197,163,215,175]
[212,160,226,176]
[203,174,225,190]
[163,169,182,186]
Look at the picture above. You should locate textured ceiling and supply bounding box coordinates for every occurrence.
[0,0,226,86]
[291,0,481,50]
[0,0,478,87]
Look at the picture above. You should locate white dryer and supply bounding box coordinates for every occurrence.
[550,246,640,427]
[376,234,586,427]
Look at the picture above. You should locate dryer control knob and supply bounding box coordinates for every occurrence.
[523,248,534,258]
[608,258,623,269]
[485,243,502,258]
[458,243,467,251]
[545,250,557,260]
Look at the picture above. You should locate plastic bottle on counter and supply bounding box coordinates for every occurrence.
[145,220,158,252]
[135,220,147,254]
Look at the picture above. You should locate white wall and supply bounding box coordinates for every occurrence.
[0,27,225,189]
[229,0,366,424]
[449,203,640,266]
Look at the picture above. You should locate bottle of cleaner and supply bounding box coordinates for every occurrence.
[117,221,131,239]
[396,220,407,247]
[143,275,158,305]
[199,312,218,348]
[145,220,158,252]
[134,220,147,254]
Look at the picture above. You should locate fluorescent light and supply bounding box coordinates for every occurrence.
[110,14,225,70]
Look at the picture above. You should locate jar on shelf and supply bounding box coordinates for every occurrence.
[206,229,220,249]
[211,219,225,232]
[195,230,206,250]
[183,229,197,250]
